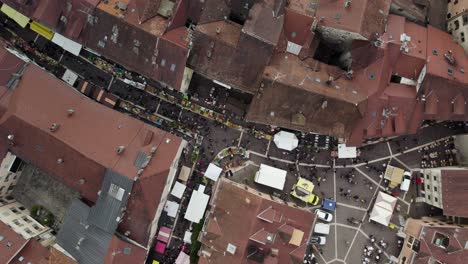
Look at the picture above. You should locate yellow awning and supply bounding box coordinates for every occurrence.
[1,4,29,28]
[289,229,304,246]
[152,261,160,264]
[30,21,54,40]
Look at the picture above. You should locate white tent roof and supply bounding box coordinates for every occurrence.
[338,144,357,159]
[51,33,82,56]
[175,251,190,264]
[183,231,192,244]
[171,181,186,199]
[179,166,191,182]
[204,163,223,181]
[164,200,180,218]
[273,131,299,151]
[254,164,287,190]
[184,190,210,223]
[370,192,397,226]
[62,69,78,86]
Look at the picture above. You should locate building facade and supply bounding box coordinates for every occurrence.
[421,168,444,209]
[0,201,53,241]
[447,0,468,54]
[0,152,23,198]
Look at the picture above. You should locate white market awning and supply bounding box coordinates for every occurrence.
[171,181,186,199]
[338,144,357,159]
[183,231,192,244]
[51,33,82,56]
[164,200,180,218]
[175,251,190,264]
[254,164,287,190]
[370,191,397,226]
[204,163,222,181]
[184,190,210,223]
[274,131,299,151]
[62,69,78,86]
[179,166,191,182]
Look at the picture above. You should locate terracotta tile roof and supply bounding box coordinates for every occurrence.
[414,225,468,263]
[0,221,27,264]
[0,47,183,246]
[441,170,468,217]
[104,236,147,264]
[200,178,315,264]
[49,247,77,264]
[242,2,284,46]
[9,239,49,264]
[287,0,391,39]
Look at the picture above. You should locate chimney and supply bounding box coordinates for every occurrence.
[57,158,64,164]
[117,145,125,154]
[7,135,14,146]
[49,123,60,133]
[216,27,221,34]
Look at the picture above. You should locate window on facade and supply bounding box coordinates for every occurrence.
[427,195,431,200]
[24,228,32,235]
[463,15,468,25]
[434,186,438,192]
[435,197,439,202]
[455,20,460,30]
[0,186,4,193]
[22,216,31,223]
[10,208,19,214]
[32,224,40,231]
[433,176,437,181]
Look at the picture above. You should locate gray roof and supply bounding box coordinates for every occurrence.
[88,169,133,233]
[57,169,134,264]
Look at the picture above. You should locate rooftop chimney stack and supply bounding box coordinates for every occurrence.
[7,135,14,146]
[49,123,60,133]
[117,145,125,154]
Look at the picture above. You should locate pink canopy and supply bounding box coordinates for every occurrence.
[157,226,171,243]
[175,251,190,264]
[155,241,166,254]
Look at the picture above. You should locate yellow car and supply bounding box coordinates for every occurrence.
[291,178,320,205]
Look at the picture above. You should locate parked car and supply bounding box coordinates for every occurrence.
[310,236,327,245]
[314,223,330,235]
[400,171,412,191]
[315,209,333,222]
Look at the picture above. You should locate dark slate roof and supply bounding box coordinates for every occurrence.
[88,170,134,233]
[57,169,134,264]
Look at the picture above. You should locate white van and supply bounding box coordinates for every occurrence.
[400,171,412,191]
[314,223,330,235]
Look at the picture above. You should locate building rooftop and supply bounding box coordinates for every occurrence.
[413,223,468,264]
[0,221,28,264]
[104,235,147,264]
[441,170,468,218]
[199,178,315,264]
[287,0,391,39]
[0,46,184,246]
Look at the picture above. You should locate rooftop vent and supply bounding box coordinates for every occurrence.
[266,233,276,243]
[444,50,456,65]
[216,27,221,34]
[123,247,131,255]
[117,146,125,154]
[0,236,3,241]
[6,242,12,247]
[49,123,60,133]
[226,243,237,255]
[345,0,352,8]
[67,109,75,116]
[116,2,127,11]
[166,138,171,144]
[57,158,64,164]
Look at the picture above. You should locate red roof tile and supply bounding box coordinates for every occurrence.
[441,170,468,217]
[0,221,27,264]
[200,178,315,264]
[104,236,147,264]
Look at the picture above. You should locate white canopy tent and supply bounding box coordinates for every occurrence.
[370,191,397,226]
[171,181,187,199]
[183,231,192,244]
[204,163,223,181]
[164,200,180,218]
[179,166,191,182]
[273,131,299,151]
[338,144,357,159]
[184,190,210,223]
[175,251,190,264]
[254,164,287,190]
